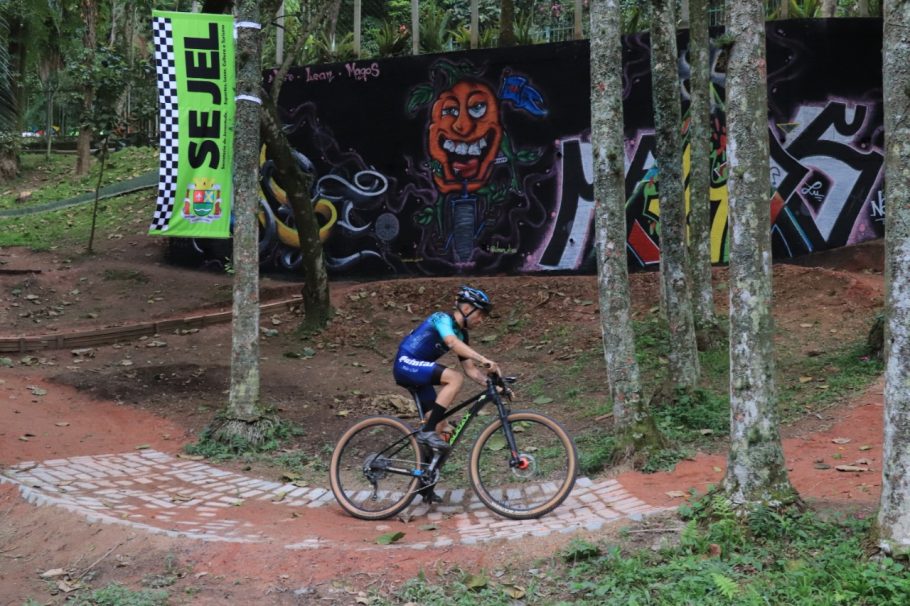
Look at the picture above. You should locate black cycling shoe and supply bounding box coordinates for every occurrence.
[415,430,451,453]
[420,488,443,504]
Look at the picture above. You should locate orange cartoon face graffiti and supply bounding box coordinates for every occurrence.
[428,80,503,194]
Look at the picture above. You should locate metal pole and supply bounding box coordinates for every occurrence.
[276,2,285,65]
[412,0,419,55]
[354,0,362,58]
[574,0,583,39]
[471,0,479,49]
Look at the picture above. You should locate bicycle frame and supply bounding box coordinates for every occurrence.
[370,376,524,483]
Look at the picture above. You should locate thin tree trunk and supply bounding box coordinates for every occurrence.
[75,0,97,177]
[223,0,265,433]
[687,0,720,347]
[590,0,643,427]
[500,0,516,46]
[780,0,789,18]
[821,0,837,17]
[857,0,869,17]
[650,0,700,389]
[87,137,107,254]
[722,0,797,509]
[261,0,334,332]
[877,0,910,557]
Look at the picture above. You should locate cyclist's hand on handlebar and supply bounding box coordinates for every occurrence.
[479,357,501,376]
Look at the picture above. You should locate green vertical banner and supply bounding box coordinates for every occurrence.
[149,11,235,238]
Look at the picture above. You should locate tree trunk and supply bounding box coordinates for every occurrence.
[260,105,332,331]
[0,14,24,182]
[590,0,644,427]
[75,0,97,177]
[722,0,797,510]
[650,0,700,389]
[780,0,789,19]
[218,0,268,441]
[877,0,910,557]
[499,0,516,47]
[857,0,869,17]
[260,0,334,333]
[821,0,837,17]
[686,0,721,348]
[591,0,664,462]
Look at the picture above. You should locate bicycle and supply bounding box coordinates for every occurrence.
[329,374,578,520]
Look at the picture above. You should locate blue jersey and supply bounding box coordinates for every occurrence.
[397,312,469,361]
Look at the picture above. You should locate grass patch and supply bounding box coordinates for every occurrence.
[373,506,910,605]
[777,343,883,421]
[0,190,154,250]
[374,569,542,606]
[68,583,168,606]
[0,147,156,211]
[185,417,304,460]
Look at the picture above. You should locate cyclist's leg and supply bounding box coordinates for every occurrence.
[435,367,464,408]
[393,356,449,436]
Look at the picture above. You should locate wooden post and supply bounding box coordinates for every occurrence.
[412,0,420,54]
[354,0,362,58]
[471,0,479,48]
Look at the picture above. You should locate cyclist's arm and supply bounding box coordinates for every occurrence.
[442,334,494,369]
[461,358,490,386]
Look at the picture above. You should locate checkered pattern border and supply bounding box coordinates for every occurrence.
[151,16,178,232]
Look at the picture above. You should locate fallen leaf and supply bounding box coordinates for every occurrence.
[57,579,84,593]
[465,573,488,590]
[376,531,405,545]
[813,463,831,470]
[503,584,526,599]
[171,493,193,502]
[832,438,851,444]
[176,453,204,460]
[532,396,553,405]
[55,422,70,427]
[666,490,687,498]
[835,465,867,472]
[698,429,713,436]
[135,444,150,450]
[40,568,67,579]
[798,376,813,383]
[859,445,872,451]
[335,410,350,417]
[852,458,872,466]
[26,385,47,396]
[800,323,813,328]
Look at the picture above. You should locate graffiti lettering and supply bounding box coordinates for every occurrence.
[345,62,380,81]
[306,66,335,83]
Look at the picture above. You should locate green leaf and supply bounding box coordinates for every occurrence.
[480,334,498,343]
[710,572,739,599]
[464,573,488,590]
[406,84,434,115]
[376,531,405,545]
[487,435,507,451]
[533,396,554,405]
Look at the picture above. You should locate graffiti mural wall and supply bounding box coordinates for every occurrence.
[184,18,884,276]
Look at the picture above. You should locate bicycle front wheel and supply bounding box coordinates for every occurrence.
[329,416,424,520]
[469,411,577,519]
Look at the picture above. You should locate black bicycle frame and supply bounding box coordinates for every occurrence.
[374,376,524,480]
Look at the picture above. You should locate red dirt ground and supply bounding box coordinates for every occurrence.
[0,235,887,604]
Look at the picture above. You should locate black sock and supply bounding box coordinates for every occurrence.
[421,403,447,432]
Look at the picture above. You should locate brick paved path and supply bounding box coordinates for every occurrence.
[1,450,670,550]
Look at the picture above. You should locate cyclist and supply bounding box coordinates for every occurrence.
[393,286,501,455]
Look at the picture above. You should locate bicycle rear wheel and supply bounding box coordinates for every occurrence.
[469,411,577,519]
[329,416,424,520]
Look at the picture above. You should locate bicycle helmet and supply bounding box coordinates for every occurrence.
[456,286,492,314]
